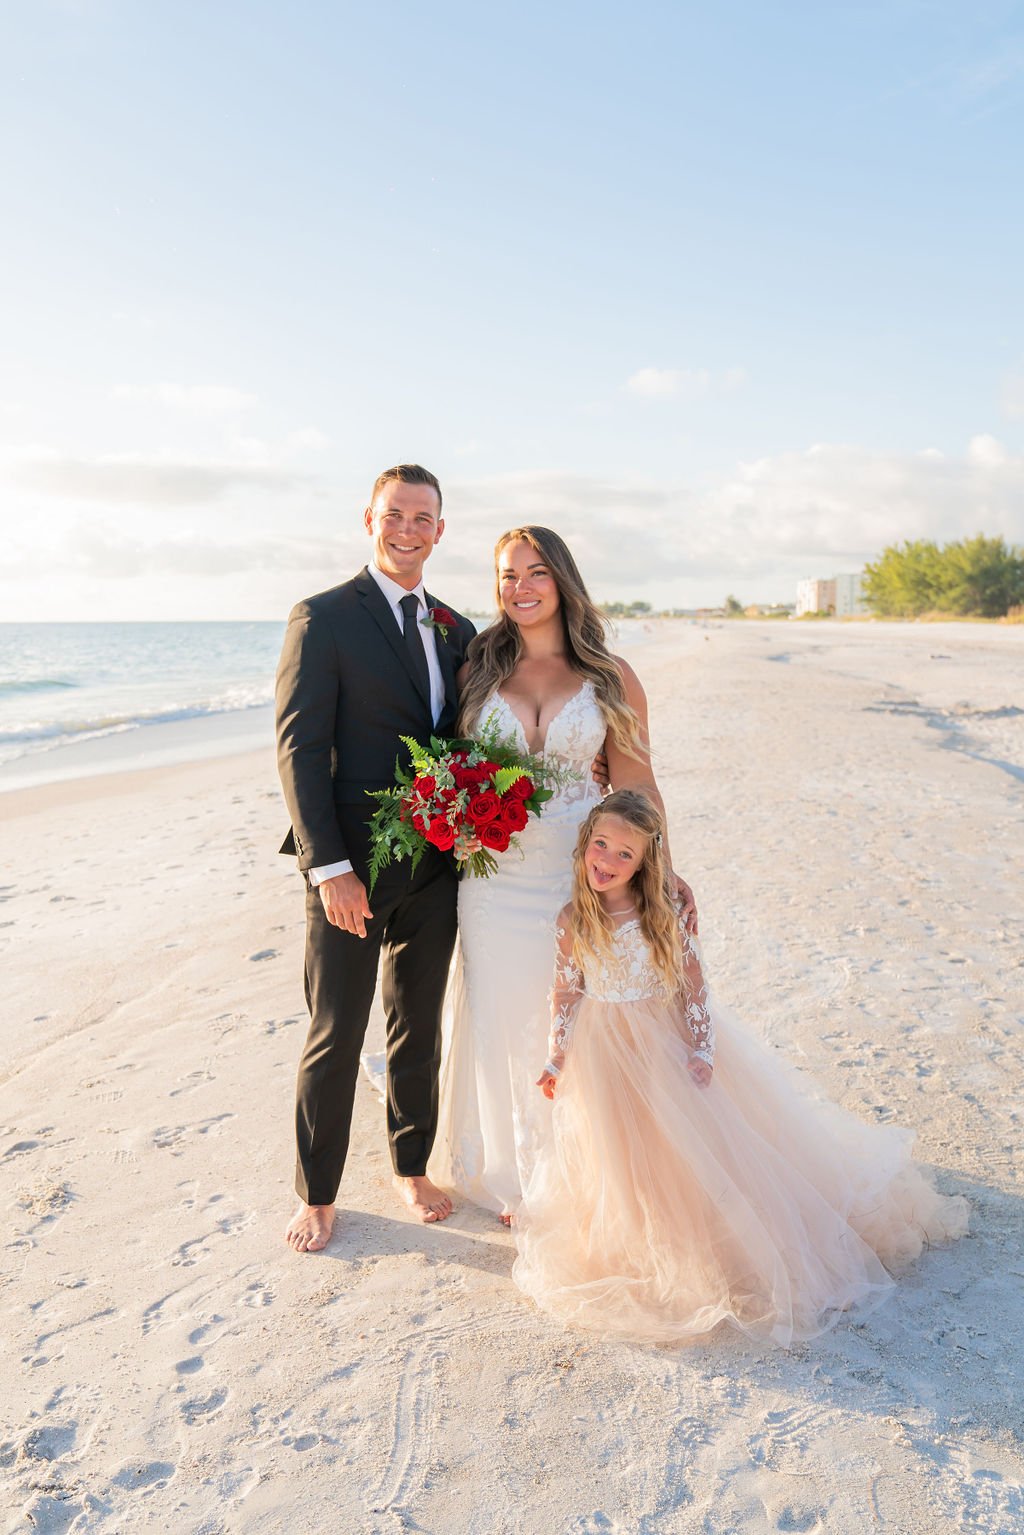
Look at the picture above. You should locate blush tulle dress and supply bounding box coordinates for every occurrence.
[512,909,969,1347]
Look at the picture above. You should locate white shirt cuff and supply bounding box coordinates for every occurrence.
[309,860,353,886]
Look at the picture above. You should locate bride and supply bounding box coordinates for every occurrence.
[431,526,694,1220]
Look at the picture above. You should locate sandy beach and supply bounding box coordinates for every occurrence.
[2,619,1022,1535]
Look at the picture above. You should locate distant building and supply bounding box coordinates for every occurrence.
[795,578,836,616]
[795,572,866,617]
[834,571,867,616]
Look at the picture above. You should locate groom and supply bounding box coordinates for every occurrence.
[275,464,476,1253]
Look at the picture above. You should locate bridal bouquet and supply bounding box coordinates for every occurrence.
[365,718,556,890]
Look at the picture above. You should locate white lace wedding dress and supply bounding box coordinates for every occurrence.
[430,681,606,1215]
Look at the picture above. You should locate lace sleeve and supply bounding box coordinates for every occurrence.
[545,919,584,1075]
[677,914,714,1065]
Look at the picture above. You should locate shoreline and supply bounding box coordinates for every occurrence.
[4,617,1021,801]
[0,702,276,798]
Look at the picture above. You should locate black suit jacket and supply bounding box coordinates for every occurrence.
[275,567,477,873]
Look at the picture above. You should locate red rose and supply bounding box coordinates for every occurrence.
[437,786,459,804]
[499,798,529,833]
[426,816,456,851]
[413,774,436,797]
[475,761,500,784]
[480,821,511,852]
[412,810,429,834]
[507,775,534,800]
[430,605,456,627]
[467,790,501,825]
[452,764,479,789]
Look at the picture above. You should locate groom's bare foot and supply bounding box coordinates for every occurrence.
[285,1202,335,1253]
[393,1175,452,1224]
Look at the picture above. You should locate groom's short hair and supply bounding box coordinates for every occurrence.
[370,463,443,512]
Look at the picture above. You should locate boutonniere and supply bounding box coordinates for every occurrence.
[420,604,455,641]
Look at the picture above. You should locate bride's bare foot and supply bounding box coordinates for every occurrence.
[393,1175,452,1223]
[285,1202,335,1253]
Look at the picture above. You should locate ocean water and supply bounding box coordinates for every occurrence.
[0,615,667,793]
[0,621,285,789]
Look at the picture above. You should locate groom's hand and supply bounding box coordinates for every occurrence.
[319,872,374,938]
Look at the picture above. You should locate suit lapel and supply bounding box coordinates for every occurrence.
[354,568,431,711]
[426,588,459,725]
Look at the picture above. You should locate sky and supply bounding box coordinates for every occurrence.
[1,0,1022,619]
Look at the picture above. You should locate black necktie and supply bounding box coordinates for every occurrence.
[399,593,431,707]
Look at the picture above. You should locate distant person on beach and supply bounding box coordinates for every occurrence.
[275,464,476,1252]
[512,790,968,1345]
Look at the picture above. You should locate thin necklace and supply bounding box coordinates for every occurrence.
[604,905,636,916]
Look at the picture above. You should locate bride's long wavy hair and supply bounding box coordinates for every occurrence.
[570,790,682,995]
[457,526,644,758]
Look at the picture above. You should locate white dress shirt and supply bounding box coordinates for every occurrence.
[309,562,447,888]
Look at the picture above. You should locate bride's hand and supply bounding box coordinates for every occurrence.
[673,873,698,935]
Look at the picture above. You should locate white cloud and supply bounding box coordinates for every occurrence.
[285,427,330,453]
[626,367,710,399]
[446,437,1024,592]
[3,439,1021,609]
[1001,372,1024,420]
[10,451,313,505]
[625,366,748,401]
[112,382,258,413]
[967,434,1010,468]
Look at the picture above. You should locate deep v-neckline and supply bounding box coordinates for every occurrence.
[494,682,588,755]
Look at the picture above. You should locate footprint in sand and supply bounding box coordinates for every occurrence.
[248,948,279,962]
[153,1113,236,1154]
[171,1235,211,1268]
[17,1492,83,1534]
[17,1179,73,1222]
[111,1460,176,1490]
[282,1432,319,1451]
[775,1508,826,1533]
[180,1386,229,1424]
[24,1423,78,1460]
[263,1016,300,1035]
[241,1280,274,1308]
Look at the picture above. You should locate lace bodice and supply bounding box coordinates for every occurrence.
[546,912,714,1072]
[481,682,606,807]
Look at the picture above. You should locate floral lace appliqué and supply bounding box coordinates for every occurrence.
[546,914,715,1070]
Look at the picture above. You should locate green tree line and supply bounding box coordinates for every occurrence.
[863,535,1024,618]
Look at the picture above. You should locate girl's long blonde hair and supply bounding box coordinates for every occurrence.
[570,790,681,994]
[457,525,644,759]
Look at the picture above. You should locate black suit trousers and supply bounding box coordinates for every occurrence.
[295,843,458,1205]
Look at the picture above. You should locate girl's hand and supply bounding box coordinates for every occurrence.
[687,1057,713,1088]
[536,1070,558,1100]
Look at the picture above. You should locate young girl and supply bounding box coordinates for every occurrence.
[512,790,968,1347]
